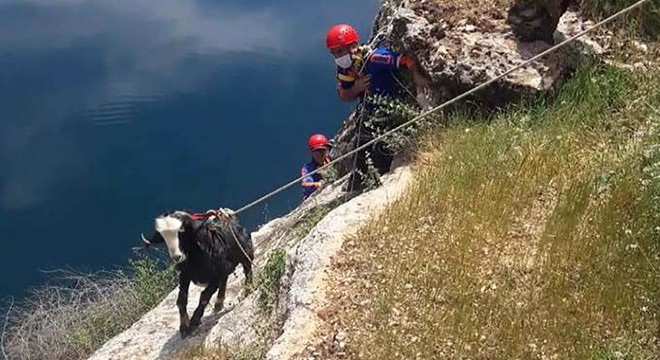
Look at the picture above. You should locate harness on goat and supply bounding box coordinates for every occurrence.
[193,208,254,265]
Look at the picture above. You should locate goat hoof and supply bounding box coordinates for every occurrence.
[214,303,224,312]
[179,324,190,338]
[189,318,201,331]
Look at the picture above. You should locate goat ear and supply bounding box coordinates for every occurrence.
[177,213,195,229]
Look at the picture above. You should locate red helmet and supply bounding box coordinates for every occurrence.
[326,24,359,50]
[309,134,329,150]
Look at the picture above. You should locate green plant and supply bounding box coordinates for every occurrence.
[362,94,426,154]
[347,94,430,192]
[296,206,331,239]
[318,161,340,184]
[356,151,383,191]
[130,253,178,308]
[254,249,287,312]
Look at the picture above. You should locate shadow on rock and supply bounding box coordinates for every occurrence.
[157,305,237,359]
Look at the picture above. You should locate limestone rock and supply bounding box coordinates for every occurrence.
[373,1,608,107]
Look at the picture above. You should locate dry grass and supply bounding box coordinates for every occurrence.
[0,255,177,360]
[171,344,265,360]
[319,63,660,359]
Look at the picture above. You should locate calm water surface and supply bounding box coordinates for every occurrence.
[0,0,378,300]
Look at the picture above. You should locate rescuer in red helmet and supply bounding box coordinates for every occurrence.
[301,134,333,199]
[325,23,428,102]
[325,24,429,191]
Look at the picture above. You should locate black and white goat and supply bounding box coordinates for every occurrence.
[141,210,253,337]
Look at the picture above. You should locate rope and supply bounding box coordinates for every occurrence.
[392,71,418,102]
[228,221,254,267]
[348,103,367,193]
[234,0,650,215]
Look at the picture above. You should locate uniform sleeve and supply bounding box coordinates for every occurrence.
[301,165,317,187]
[368,48,414,70]
[336,68,356,90]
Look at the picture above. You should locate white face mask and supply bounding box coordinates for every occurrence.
[334,54,353,69]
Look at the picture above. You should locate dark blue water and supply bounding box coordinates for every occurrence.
[0,0,378,300]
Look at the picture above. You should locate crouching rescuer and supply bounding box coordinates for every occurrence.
[326,23,429,191]
[301,134,332,199]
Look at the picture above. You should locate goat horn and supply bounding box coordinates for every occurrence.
[141,233,151,245]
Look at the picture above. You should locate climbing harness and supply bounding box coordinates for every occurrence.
[227,0,651,215]
[197,209,254,266]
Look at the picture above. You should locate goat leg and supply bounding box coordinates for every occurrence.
[242,259,253,286]
[190,282,219,331]
[214,272,230,312]
[177,276,191,338]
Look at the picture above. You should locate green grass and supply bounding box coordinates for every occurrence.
[296,206,331,239]
[254,248,287,312]
[329,62,660,359]
[580,0,660,38]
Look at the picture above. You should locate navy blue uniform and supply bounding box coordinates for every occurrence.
[336,47,413,98]
[301,156,331,199]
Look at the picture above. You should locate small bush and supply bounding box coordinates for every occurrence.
[254,249,287,312]
[362,94,427,155]
[130,255,178,307]
[348,94,429,191]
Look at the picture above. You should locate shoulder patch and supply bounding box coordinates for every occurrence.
[370,53,394,65]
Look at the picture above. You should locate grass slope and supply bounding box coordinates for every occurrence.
[325,63,660,359]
